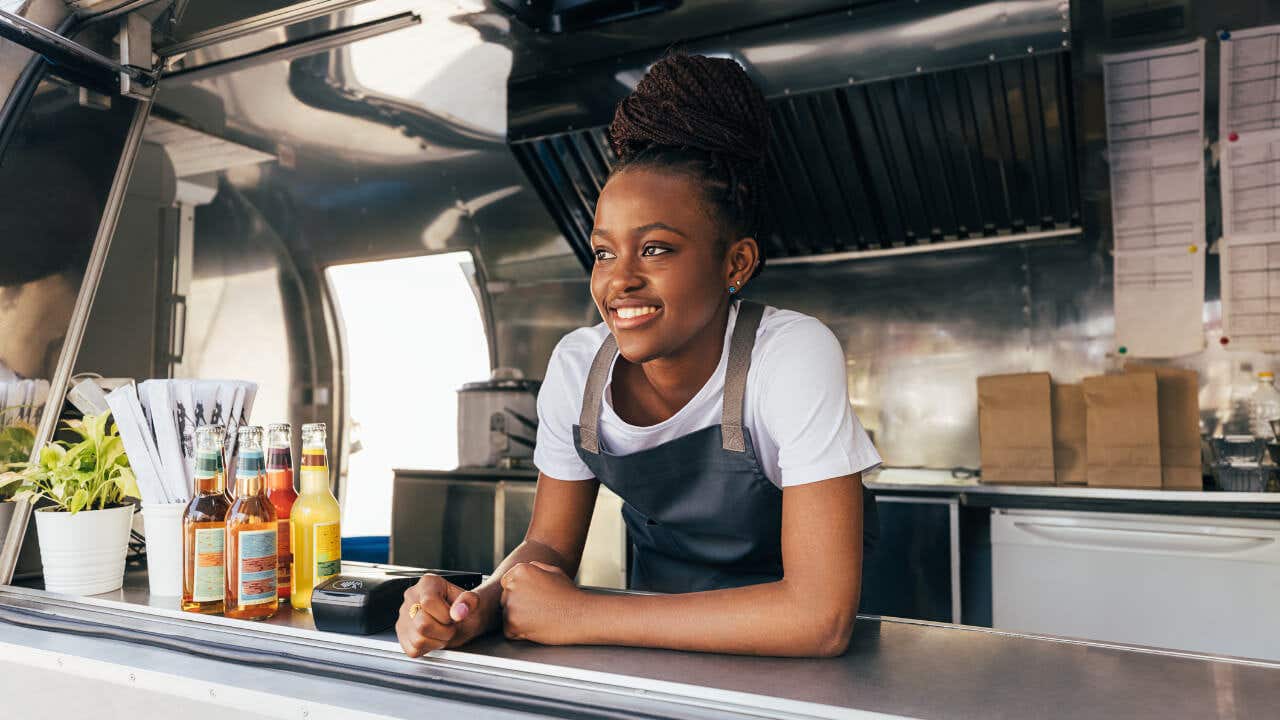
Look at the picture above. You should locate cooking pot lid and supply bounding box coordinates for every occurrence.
[459,378,541,393]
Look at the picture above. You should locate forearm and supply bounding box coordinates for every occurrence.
[473,539,579,630]
[579,579,856,657]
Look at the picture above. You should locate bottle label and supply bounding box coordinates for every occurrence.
[195,450,222,477]
[237,528,278,606]
[192,527,225,602]
[314,521,340,580]
[277,519,292,593]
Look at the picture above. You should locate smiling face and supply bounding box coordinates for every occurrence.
[590,167,757,364]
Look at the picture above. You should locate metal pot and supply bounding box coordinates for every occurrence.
[457,368,540,468]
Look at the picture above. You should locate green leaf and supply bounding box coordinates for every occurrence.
[39,444,66,469]
[68,488,88,515]
[99,437,125,473]
[112,466,140,501]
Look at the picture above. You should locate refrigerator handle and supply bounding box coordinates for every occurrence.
[1012,521,1276,556]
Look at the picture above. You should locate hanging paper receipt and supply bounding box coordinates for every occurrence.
[1221,234,1280,351]
[1103,39,1206,357]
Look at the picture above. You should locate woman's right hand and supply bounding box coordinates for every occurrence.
[395,573,489,657]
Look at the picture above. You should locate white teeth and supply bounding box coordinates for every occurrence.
[617,306,659,320]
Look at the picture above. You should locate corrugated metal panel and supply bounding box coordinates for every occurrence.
[510,51,1079,267]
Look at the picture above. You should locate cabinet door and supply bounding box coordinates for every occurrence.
[992,509,1280,660]
[859,497,958,623]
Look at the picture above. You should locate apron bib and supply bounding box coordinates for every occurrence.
[573,301,877,594]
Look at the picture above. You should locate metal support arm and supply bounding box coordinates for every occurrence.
[0,9,155,93]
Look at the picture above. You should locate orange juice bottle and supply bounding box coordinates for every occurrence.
[290,422,341,610]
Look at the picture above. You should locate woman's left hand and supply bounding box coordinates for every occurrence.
[499,561,588,645]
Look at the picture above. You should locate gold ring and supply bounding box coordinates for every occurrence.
[408,602,422,619]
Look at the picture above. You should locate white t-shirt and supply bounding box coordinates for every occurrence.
[534,302,881,489]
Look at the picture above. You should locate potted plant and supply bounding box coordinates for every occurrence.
[0,410,37,546]
[0,412,139,595]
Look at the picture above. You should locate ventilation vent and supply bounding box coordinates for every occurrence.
[511,51,1080,266]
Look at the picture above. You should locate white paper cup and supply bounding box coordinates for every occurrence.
[141,502,186,598]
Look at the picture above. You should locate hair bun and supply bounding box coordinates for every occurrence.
[608,54,770,166]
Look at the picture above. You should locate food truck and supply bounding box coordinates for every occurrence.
[1,0,1280,717]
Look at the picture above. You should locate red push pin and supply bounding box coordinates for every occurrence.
[1221,336,1231,346]
[1229,132,1240,142]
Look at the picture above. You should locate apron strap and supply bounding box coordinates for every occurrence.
[577,332,618,454]
[721,300,764,452]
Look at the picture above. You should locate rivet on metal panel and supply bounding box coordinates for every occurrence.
[784,88,791,95]
[847,77,854,84]
[1027,46,1035,54]
[1062,25,1069,33]
[989,53,996,61]
[1062,40,1070,48]
[916,66,923,73]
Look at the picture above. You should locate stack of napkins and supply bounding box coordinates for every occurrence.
[106,379,257,504]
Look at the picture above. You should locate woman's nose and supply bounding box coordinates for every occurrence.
[608,253,644,291]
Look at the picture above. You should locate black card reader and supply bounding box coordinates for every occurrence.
[311,569,483,635]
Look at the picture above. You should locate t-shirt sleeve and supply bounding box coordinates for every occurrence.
[533,335,596,481]
[757,318,881,488]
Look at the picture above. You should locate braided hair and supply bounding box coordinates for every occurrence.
[606,53,771,278]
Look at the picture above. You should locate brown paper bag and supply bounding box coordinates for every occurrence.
[1083,374,1162,489]
[1052,384,1087,486]
[978,373,1055,485]
[1125,364,1203,490]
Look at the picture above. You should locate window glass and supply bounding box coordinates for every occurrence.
[326,252,489,537]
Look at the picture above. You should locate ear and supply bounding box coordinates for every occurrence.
[724,236,760,292]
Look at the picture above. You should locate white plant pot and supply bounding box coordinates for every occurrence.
[0,501,13,545]
[34,504,134,595]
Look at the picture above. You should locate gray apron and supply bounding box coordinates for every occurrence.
[573,300,878,594]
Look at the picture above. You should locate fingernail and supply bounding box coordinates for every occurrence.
[451,602,470,621]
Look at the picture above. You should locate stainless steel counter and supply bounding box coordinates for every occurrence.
[868,479,1280,503]
[867,469,1280,520]
[1,566,1278,719]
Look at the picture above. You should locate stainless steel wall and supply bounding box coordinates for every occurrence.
[81,0,1280,480]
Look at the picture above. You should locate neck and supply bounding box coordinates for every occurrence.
[633,299,733,415]
[300,456,329,494]
[235,472,263,498]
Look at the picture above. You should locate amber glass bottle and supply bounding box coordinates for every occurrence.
[183,425,231,614]
[265,423,297,604]
[225,426,279,620]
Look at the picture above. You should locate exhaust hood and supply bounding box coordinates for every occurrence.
[507,0,1080,267]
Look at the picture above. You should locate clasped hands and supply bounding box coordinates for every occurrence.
[395,560,586,658]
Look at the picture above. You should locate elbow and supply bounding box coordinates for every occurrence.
[799,602,856,658]
[811,614,854,658]
[778,579,859,657]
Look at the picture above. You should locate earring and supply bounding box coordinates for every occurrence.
[728,285,737,294]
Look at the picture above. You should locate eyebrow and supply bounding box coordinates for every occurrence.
[591,222,689,242]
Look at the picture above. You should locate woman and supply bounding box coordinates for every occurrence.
[396,54,880,658]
